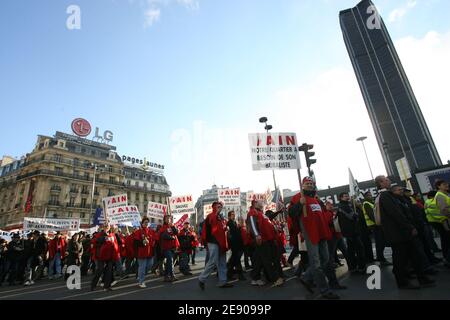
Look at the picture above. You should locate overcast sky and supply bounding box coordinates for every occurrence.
[1,0,449,200]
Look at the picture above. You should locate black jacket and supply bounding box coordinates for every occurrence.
[337,201,360,237]
[379,191,415,244]
[66,239,83,266]
[227,220,243,250]
[7,240,25,261]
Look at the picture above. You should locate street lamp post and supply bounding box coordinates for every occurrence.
[259,117,277,192]
[357,136,374,180]
[89,164,98,227]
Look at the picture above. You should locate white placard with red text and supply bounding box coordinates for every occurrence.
[107,205,142,227]
[249,132,301,170]
[218,188,241,206]
[147,201,168,221]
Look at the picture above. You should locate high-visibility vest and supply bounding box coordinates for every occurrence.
[362,201,376,227]
[428,192,450,224]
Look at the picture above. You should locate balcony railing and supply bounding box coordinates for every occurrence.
[48,201,61,206]
[81,189,90,195]
[50,186,62,192]
[23,155,122,173]
[16,169,124,187]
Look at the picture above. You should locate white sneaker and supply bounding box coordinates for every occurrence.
[100,283,104,287]
[138,283,147,288]
[273,278,284,287]
[24,281,31,286]
[251,280,266,286]
[30,280,35,285]
[111,281,118,287]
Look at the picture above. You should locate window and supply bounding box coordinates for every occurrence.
[151,195,155,202]
[50,195,58,204]
[144,183,147,189]
[127,180,131,186]
[135,181,139,187]
[69,197,76,206]
[54,154,62,162]
[92,199,97,207]
[74,158,80,167]
[55,167,63,175]
[136,193,140,200]
[109,176,115,184]
[67,212,73,218]
[80,213,85,219]
[81,198,87,208]
[73,170,79,177]
[85,172,90,180]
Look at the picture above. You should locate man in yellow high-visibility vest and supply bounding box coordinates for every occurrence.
[362,191,391,265]
[429,180,450,268]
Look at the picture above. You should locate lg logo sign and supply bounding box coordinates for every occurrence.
[71,118,114,144]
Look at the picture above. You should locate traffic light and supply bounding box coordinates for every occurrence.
[299,143,317,169]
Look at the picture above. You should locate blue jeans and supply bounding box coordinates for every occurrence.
[179,251,191,274]
[137,258,154,284]
[300,220,330,294]
[164,250,175,277]
[199,243,227,286]
[49,253,62,277]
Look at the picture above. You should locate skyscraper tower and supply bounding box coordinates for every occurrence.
[339,0,442,177]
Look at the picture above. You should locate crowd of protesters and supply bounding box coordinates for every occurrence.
[0,175,449,298]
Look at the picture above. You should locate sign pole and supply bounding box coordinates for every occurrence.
[297,169,307,218]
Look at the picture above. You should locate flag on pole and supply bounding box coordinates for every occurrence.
[265,187,273,204]
[273,187,285,211]
[349,168,361,199]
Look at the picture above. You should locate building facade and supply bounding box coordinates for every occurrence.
[0,131,171,230]
[194,185,247,225]
[340,0,442,176]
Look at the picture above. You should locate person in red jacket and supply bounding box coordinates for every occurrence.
[198,201,233,290]
[289,177,340,300]
[247,201,284,287]
[134,217,156,288]
[159,215,179,282]
[48,232,67,280]
[90,225,119,291]
[240,217,253,270]
[321,200,347,290]
[190,226,199,265]
[124,230,136,277]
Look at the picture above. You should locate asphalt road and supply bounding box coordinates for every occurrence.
[0,248,449,300]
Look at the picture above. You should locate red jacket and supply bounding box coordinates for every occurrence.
[119,234,127,258]
[247,207,277,242]
[322,209,342,239]
[48,237,67,259]
[241,225,252,247]
[125,234,135,259]
[133,227,156,259]
[290,193,332,245]
[201,210,229,253]
[159,224,179,252]
[97,231,120,262]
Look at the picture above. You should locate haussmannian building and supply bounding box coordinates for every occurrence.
[0,131,171,230]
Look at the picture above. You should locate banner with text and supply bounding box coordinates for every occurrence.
[249,132,301,171]
[174,214,189,229]
[107,205,142,227]
[246,192,267,209]
[102,194,128,223]
[203,204,213,219]
[169,195,195,223]
[218,188,241,206]
[23,218,80,232]
[147,202,168,221]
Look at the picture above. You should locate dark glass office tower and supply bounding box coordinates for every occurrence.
[339,0,441,177]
